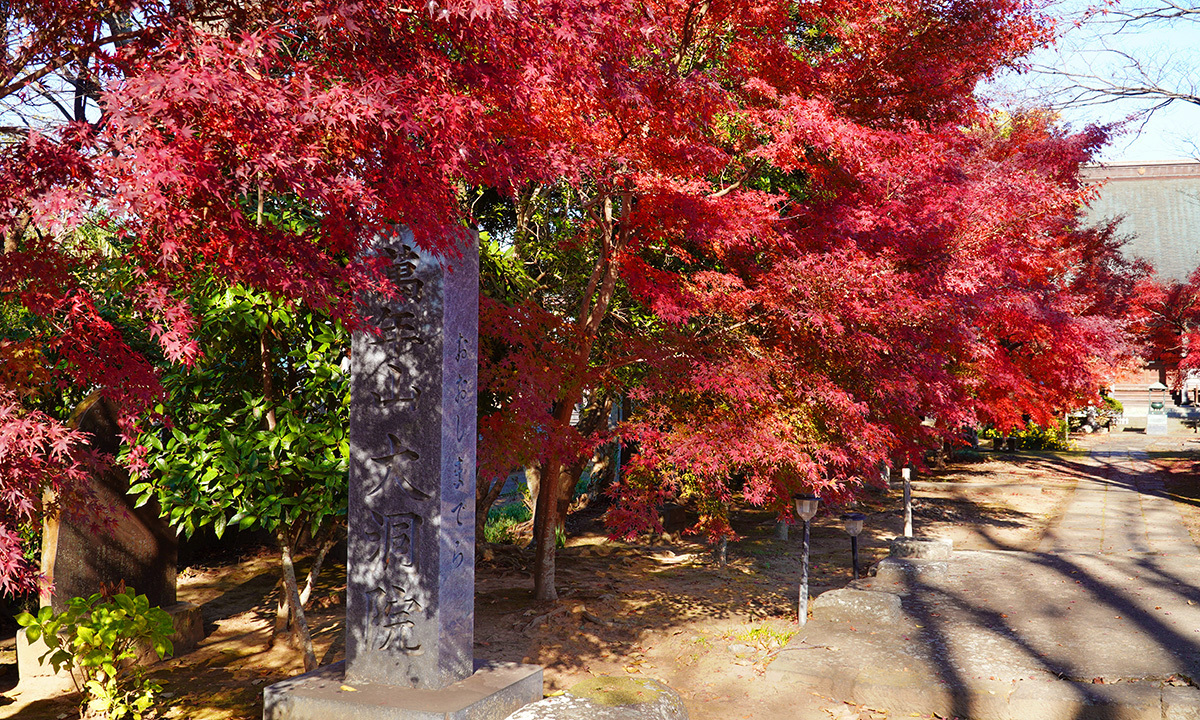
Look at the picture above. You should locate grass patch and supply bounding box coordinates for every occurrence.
[735,623,795,649]
[484,502,532,544]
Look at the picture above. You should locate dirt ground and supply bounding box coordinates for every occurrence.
[3,441,1189,720]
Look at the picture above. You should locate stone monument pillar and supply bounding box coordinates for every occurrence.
[264,228,542,720]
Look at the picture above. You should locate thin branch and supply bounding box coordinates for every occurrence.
[0,29,145,103]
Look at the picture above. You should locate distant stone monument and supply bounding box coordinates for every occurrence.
[43,395,179,611]
[264,229,542,719]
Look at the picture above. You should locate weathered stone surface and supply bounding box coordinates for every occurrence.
[154,601,204,662]
[889,536,953,561]
[264,660,542,720]
[19,394,188,688]
[1163,685,1200,720]
[505,677,688,720]
[811,588,902,624]
[42,394,178,613]
[345,229,479,690]
[871,557,948,584]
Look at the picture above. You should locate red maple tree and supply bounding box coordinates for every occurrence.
[0,0,1142,603]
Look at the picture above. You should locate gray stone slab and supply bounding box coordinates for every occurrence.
[810,588,902,624]
[268,228,539,720]
[1162,685,1200,720]
[346,229,479,690]
[772,546,1200,718]
[263,660,542,720]
[1039,453,1198,557]
[16,599,203,689]
[871,557,947,583]
[505,677,687,720]
[1007,680,1162,720]
[1147,415,1169,435]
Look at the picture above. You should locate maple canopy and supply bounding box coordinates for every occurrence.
[0,0,1142,596]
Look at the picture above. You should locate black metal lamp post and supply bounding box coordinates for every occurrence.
[841,512,866,580]
[793,493,820,625]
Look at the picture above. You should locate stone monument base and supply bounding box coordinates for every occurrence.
[1147,414,1168,435]
[263,660,543,720]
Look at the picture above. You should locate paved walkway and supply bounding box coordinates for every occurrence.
[770,435,1200,719]
[1038,449,1198,556]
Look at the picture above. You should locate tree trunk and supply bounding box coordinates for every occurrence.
[475,475,504,541]
[299,524,339,608]
[533,400,574,601]
[532,191,630,601]
[556,457,587,530]
[277,529,317,671]
[272,589,290,647]
[524,463,542,551]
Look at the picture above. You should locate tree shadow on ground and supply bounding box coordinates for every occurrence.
[887,460,1200,720]
[470,469,1059,687]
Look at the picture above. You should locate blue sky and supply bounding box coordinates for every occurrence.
[983,1,1200,162]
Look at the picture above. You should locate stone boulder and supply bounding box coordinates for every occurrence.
[506,677,687,720]
[888,536,952,561]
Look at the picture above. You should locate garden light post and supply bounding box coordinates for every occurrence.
[794,493,820,626]
[902,467,913,537]
[842,512,866,580]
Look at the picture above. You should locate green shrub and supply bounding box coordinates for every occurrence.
[982,420,1072,451]
[16,589,174,720]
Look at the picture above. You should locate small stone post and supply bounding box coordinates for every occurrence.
[902,467,913,537]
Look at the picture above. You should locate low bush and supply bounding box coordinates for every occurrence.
[17,588,174,720]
